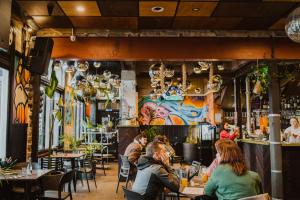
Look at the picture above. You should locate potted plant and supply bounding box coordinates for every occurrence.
[143,126,159,141]
[183,127,199,164]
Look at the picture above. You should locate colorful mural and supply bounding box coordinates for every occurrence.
[13,55,31,124]
[138,96,208,125]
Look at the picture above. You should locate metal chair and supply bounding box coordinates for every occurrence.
[77,153,97,192]
[41,157,64,171]
[123,187,146,200]
[40,170,74,200]
[116,155,135,193]
[239,193,270,200]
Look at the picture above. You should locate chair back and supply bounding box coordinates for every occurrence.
[120,155,131,177]
[239,193,270,200]
[40,157,63,171]
[123,187,145,200]
[40,171,64,191]
[59,170,74,188]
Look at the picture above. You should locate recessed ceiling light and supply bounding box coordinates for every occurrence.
[192,8,200,12]
[151,6,164,13]
[76,6,85,12]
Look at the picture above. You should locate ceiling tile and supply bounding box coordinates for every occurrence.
[139,1,178,17]
[98,1,138,17]
[235,18,276,30]
[58,1,101,16]
[32,16,73,28]
[269,18,286,30]
[173,17,242,29]
[69,17,138,29]
[17,1,64,16]
[176,2,218,17]
[139,17,173,29]
[213,2,296,18]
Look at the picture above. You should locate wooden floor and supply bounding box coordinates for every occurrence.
[73,162,126,200]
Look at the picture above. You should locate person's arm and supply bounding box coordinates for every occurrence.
[206,158,219,177]
[204,168,219,197]
[127,146,142,165]
[156,166,180,192]
[220,130,230,140]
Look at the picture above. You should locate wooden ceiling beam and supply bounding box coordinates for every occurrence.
[37,28,287,38]
[51,37,300,60]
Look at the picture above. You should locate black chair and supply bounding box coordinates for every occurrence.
[40,170,74,200]
[93,147,107,176]
[123,187,145,200]
[41,157,64,171]
[116,155,135,193]
[77,153,97,192]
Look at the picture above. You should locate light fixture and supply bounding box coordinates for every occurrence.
[192,8,200,12]
[286,7,300,43]
[77,61,89,72]
[70,28,76,42]
[66,61,75,73]
[193,66,202,74]
[93,61,101,68]
[164,66,175,78]
[151,6,164,13]
[217,64,224,71]
[198,61,210,71]
[53,60,61,70]
[76,5,85,12]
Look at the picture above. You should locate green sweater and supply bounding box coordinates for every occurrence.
[204,164,263,200]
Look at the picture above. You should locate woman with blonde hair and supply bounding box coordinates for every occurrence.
[203,140,262,200]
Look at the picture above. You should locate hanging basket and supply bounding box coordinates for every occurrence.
[253,80,263,95]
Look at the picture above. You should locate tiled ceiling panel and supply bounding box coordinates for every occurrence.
[58,1,101,16]
[138,17,173,29]
[139,1,178,17]
[213,2,296,18]
[17,1,64,16]
[176,2,218,17]
[173,17,242,29]
[269,18,286,30]
[70,17,138,29]
[98,1,139,17]
[32,16,73,28]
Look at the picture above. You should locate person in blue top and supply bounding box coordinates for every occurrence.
[199,139,263,200]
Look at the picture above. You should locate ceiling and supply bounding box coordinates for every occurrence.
[15,0,299,31]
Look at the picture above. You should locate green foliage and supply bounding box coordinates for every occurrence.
[60,135,82,151]
[249,64,269,96]
[45,70,58,98]
[144,126,159,141]
[0,157,18,171]
[82,142,103,155]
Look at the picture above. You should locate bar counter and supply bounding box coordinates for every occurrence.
[238,139,300,200]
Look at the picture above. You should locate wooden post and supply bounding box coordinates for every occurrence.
[268,62,283,199]
[245,76,251,136]
[234,78,242,134]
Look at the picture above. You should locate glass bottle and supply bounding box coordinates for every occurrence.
[26,157,33,175]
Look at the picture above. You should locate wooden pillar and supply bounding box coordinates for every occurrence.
[207,65,215,125]
[245,76,251,136]
[234,78,242,133]
[268,62,283,199]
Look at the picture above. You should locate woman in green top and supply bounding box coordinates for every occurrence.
[203,139,263,200]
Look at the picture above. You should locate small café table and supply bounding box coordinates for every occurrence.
[0,169,52,200]
[51,152,85,191]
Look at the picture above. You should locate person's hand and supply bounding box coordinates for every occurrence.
[160,152,170,166]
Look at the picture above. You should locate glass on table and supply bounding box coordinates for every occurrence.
[179,168,188,187]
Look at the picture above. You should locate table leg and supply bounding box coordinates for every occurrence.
[71,158,77,192]
[25,182,32,200]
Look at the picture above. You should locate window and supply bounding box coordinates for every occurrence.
[0,67,9,159]
[74,100,85,140]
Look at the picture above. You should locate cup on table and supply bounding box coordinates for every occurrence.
[180,169,188,187]
[200,166,208,184]
[21,167,27,176]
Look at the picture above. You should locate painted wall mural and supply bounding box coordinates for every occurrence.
[13,55,31,124]
[138,96,208,125]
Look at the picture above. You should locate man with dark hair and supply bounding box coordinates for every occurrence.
[124,133,148,165]
[132,142,180,199]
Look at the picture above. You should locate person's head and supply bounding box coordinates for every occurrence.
[290,117,300,128]
[134,134,148,146]
[215,139,247,176]
[223,122,230,131]
[153,135,169,144]
[145,142,167,162]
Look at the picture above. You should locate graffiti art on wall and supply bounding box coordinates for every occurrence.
[138,96,208,125]
[13,55,31,124]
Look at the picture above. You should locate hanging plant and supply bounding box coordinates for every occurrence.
[249,64,269,96]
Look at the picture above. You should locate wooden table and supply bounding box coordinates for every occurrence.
[0,169,52,200]
[51,153,84,192]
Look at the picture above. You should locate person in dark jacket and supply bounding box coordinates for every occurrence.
[132,141,180,199]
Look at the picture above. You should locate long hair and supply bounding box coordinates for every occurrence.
[215,139,247,176]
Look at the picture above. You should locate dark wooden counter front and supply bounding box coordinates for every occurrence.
[239,140,300,200]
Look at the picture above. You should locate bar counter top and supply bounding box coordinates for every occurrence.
[238,139,300,146]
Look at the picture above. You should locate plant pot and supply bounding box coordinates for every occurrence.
[183,143,198,164]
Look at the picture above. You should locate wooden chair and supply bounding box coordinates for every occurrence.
[40,170,74,200]
[123,187,146,200]
[116,155,135,193]
[77,153,97,192]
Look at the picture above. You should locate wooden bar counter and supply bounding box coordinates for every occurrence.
[238,139,300,200]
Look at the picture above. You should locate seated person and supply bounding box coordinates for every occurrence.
[153,135,176,157]
[284,117,300,143]
[220,122,239,141]
[124,133,148,165]
[203,140,262,200]
[132,142,180,199]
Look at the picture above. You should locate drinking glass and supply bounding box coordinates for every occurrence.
[180,169,188,187]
